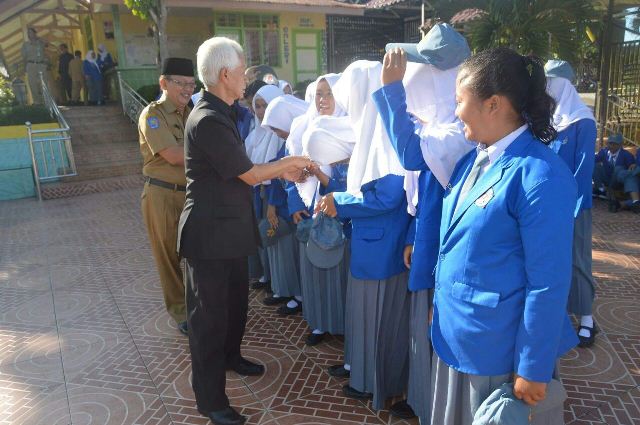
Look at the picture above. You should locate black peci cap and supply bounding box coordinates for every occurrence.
[161,58,194,77]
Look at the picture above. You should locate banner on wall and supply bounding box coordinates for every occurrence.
[124,34,157,67]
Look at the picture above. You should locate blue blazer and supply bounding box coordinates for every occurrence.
[320,163,352,239]
[595,147,635,175]
[372,81,443,292]
[82,61,102,81]
[266,144,293,222]
[334,174,410,280]
[552,119,596,211]
[432,128,579,383]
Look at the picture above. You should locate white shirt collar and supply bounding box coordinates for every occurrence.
[477,124,528,164]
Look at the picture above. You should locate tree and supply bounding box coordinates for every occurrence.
[432,0,600,63]
[123,0,168,67]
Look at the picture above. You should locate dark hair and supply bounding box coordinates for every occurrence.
[60,43,68,49]
[244,80,267,99]
[459,47,557,144]
[74,50,81,57]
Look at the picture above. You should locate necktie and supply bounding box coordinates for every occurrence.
[455,149,490,214]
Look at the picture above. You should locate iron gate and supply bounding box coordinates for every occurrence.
[326,15,404,73]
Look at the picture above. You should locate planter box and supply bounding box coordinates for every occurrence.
[0,122,60,201]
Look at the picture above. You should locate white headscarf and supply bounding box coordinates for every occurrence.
[97,44,109,61]
[285,73,344,157]
[84,51,100,72]
[402,62,466,214]
[332,60,406,197]
[262,94,309,134]
[278,80,292,93]
[305,80,317,104]
[547,77,595,132]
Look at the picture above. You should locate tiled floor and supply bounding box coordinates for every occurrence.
[0,188,638,425]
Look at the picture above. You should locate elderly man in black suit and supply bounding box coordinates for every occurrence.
[177,37,312,425]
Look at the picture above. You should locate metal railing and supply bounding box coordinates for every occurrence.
[26,73,77,201]
[118,71,149,124]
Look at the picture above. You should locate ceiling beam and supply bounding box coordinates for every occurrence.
[28,8,91,14]
[0,0,48,27]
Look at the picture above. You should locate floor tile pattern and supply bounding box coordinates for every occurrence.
[0,189,638,424]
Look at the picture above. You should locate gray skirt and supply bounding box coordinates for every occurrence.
[299,241,349,334]
[407,289,432,424]
[568,209,595,316]
[345,271,411,410]
[430,354,564,425]
[266,222,300,298]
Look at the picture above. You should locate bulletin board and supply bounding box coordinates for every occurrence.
[124,34,157,67]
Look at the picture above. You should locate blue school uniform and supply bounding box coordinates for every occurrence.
[333,173,410,280]
[433,129,579,382]
[319,163,352,238]
[372,81,443,291]
[551,119,596,211]
[267,144,293,222]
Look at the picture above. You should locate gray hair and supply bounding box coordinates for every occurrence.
[196,37,243,87]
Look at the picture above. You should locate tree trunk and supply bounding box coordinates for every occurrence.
[157,0,169,67]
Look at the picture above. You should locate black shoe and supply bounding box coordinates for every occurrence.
[177,321,188,336]
[327,364,350,378]
[263,295,289,306]
[305,332,325,346]
[342,384,372,400]
[608,199,621,213]
[577,323,598,348]
[631,201,640,214]
[277,302,302,315]
[251,280,270,290]
[197,407,246,425]
[389,400,416,419]
[228,357,265,376]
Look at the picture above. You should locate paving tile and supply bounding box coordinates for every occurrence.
[607,333,640,385]
[53,290,129,334]
[0,379,70,425]
[0,322,59,367]
[593,297,640,336]
[0,264,51,291]
[0,288,55,327]
[560,337,636,385]
[49,265,110,293]
[66,383,171,425]
[0,243,49,267]
[100,267,163,299]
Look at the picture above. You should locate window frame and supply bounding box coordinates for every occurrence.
[213,13,281,68]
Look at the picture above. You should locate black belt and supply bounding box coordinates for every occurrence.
[144,176,186,191]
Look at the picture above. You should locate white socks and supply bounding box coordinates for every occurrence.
[312,329,324,335]
[286,299,298,308]
[579,315,594,338]
[344,364,351,371]
[259,275,268,283]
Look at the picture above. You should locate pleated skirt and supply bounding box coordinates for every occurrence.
[430,354,565,425]
[266,222,300,298]
[407,289,432,424]
[299,241,350,334]
[568,209,595,316]
[345,271,411,410]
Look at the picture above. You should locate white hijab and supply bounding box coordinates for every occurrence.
[285,74,344,157]
[278,80,292,93]
[262,94,309,134]
[97,44,109,61]
[546,77,595,132]
[85,51,100,71]
[332,60,406,197]
[402,62,469,214]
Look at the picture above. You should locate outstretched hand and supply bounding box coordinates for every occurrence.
[281,156,313,182]
[382,47,408,86]
[315,193,337,218]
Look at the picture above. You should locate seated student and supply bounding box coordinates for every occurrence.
[593,133,635,202]
[318,60,412,411]
[383,46,578,423]
[373,23,471,423]
[244,84,282,290]
[545,60,600,347]
[613,147,640,212]
[261,95,309,315]
[296,73,355,346]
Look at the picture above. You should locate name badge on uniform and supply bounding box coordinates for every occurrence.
[475,187,494,208]
[147,116,160,129]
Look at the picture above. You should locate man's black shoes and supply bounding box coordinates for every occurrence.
[198,406,246,425]
[177,321,188,336]
[227,357,265,376]
[342,385,372,400]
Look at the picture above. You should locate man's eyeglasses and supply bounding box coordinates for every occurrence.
[168,78,197,90]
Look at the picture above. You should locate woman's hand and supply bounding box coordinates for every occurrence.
[381,47,408,86]
[267,204,279,229]
[403,244,413,269]
[316,193,337,217]
[281,156,313,182]
[292,210,310,224]
[513,374,547,406]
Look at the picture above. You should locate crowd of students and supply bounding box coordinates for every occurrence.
[219,23,602,425]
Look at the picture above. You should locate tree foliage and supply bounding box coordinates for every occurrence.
[123,0,168,66]
[431,0,601,63]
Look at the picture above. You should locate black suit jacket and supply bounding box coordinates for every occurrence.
[177,90,259,259]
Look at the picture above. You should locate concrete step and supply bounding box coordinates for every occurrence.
[41,174,144,200]
[62,159,142,183]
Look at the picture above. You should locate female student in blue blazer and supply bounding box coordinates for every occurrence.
[383,47,579,423]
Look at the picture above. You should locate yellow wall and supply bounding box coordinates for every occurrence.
[0,123,60,139]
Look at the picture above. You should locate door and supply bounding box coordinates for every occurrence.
[292,29,321,84]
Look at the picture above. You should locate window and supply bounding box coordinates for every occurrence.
[214,14,281,67]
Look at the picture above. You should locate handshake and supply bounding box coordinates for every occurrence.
[279,156,319,183]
